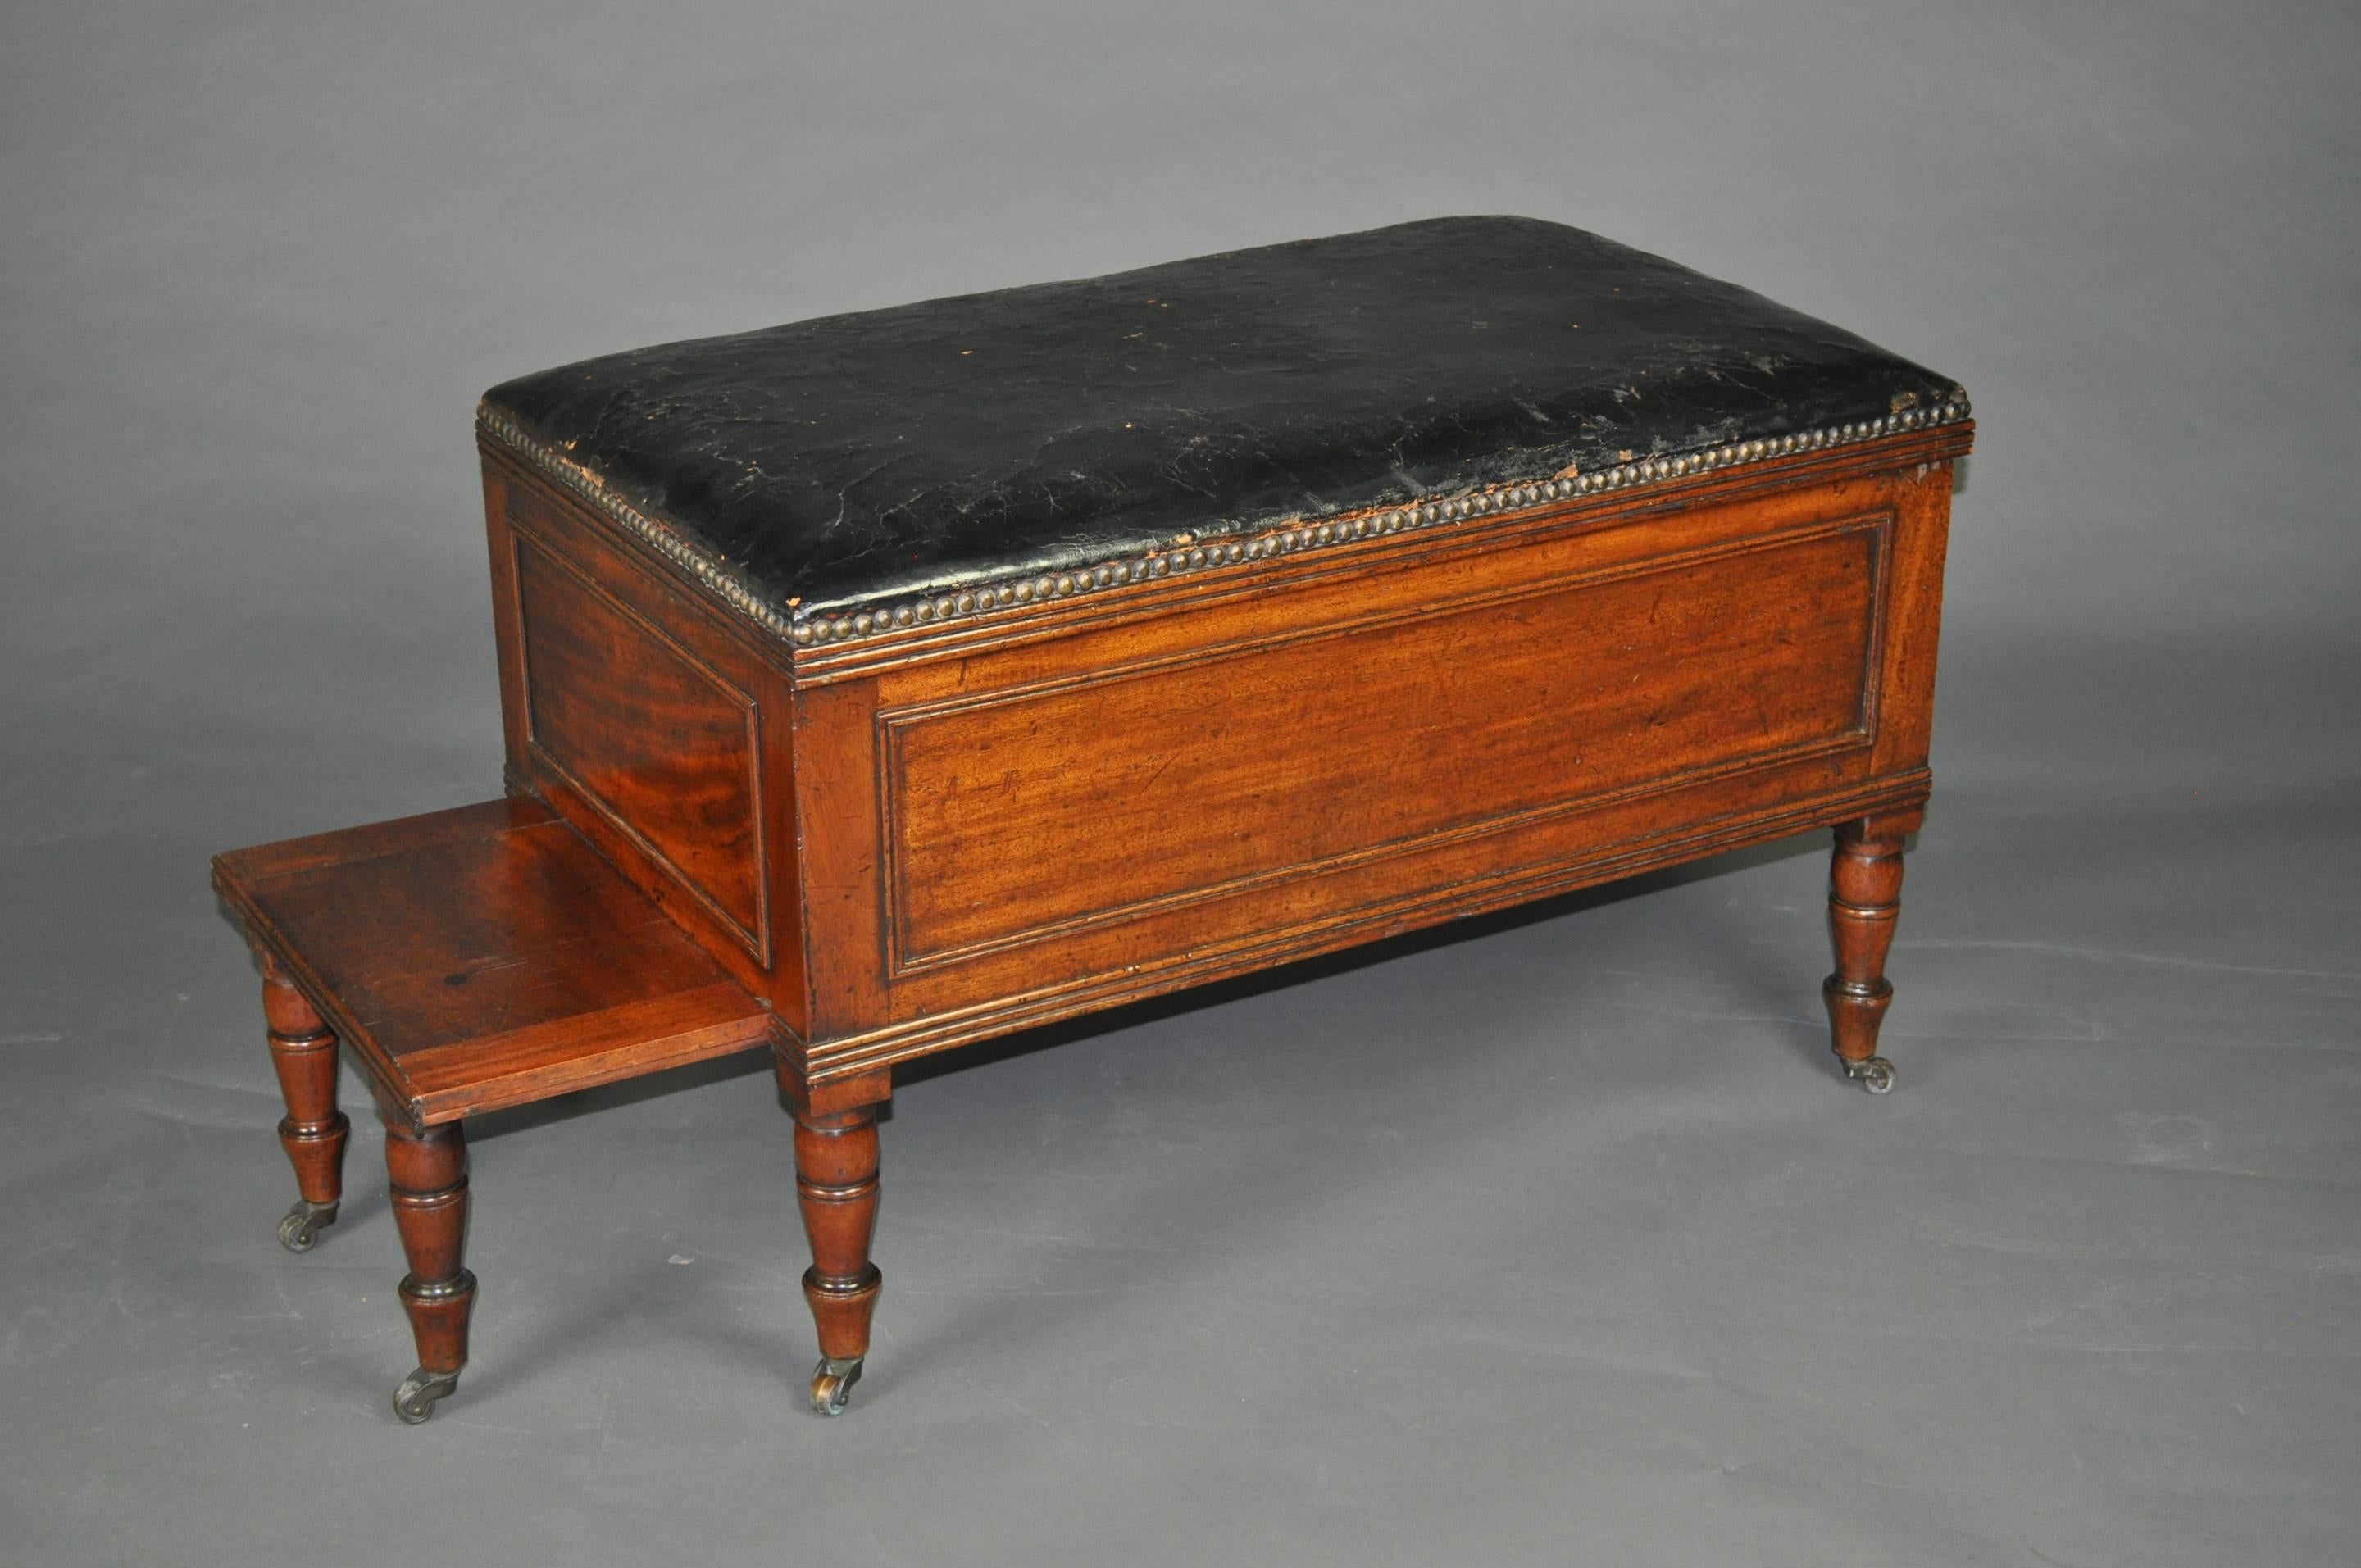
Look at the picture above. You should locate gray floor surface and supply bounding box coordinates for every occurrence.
[5,3,2357,1564]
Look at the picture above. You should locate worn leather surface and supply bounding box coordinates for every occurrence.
[486,216,1963,616]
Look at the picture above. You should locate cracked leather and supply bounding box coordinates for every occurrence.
[485,216,1963,617]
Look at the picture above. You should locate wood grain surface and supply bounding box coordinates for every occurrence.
[214,798,776,1126]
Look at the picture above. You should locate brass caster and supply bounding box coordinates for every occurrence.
[393,1367,460,1425]
[276,1199,338,1253]
[1842,1055,1897,1094]
[809,1356,864,1416]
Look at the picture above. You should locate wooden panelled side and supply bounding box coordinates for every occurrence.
[480,450,809,1031]
[513,536,766,951]
[882,519,1884,968]
[780,448,1962,1081]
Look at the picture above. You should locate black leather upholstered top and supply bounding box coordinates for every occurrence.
[484,216,1963,624]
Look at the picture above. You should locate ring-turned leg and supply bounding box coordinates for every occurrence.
[787,1080,885,1416]
[1823,810,1919,1093]
[384,1117,475,1423]
[262,957,348,1252]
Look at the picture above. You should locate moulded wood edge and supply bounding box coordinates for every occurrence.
[401,989,778,1123]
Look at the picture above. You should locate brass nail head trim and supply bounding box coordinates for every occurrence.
[480,391,1970,652]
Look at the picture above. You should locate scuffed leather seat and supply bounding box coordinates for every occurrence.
[485,216,1962,621]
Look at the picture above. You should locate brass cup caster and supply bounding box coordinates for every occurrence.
[393,1367,461,1425]
[809,1356,865,1416]
[276,1199,339,1253]
[1842,1055,1897,1094]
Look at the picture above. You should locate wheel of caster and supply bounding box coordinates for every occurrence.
[809,1356,864,1417]
[393,1367,461,1425]
[1846,1056,1897,1095]
[276,1200,338,1253]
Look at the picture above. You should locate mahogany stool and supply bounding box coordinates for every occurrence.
[217,216,1969,1420]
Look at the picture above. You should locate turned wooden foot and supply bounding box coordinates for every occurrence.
[384,1118,475,1423]
[1822,810,1919,1093]
[262,958,349,1252]
[785,1075,885,1416]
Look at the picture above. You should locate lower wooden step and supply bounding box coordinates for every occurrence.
[213,798,776,1128]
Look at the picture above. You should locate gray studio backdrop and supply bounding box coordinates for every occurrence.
[3,2,2355,1564]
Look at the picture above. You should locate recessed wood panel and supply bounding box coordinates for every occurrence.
[883,519,1885,967]
[515,536,767,952]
